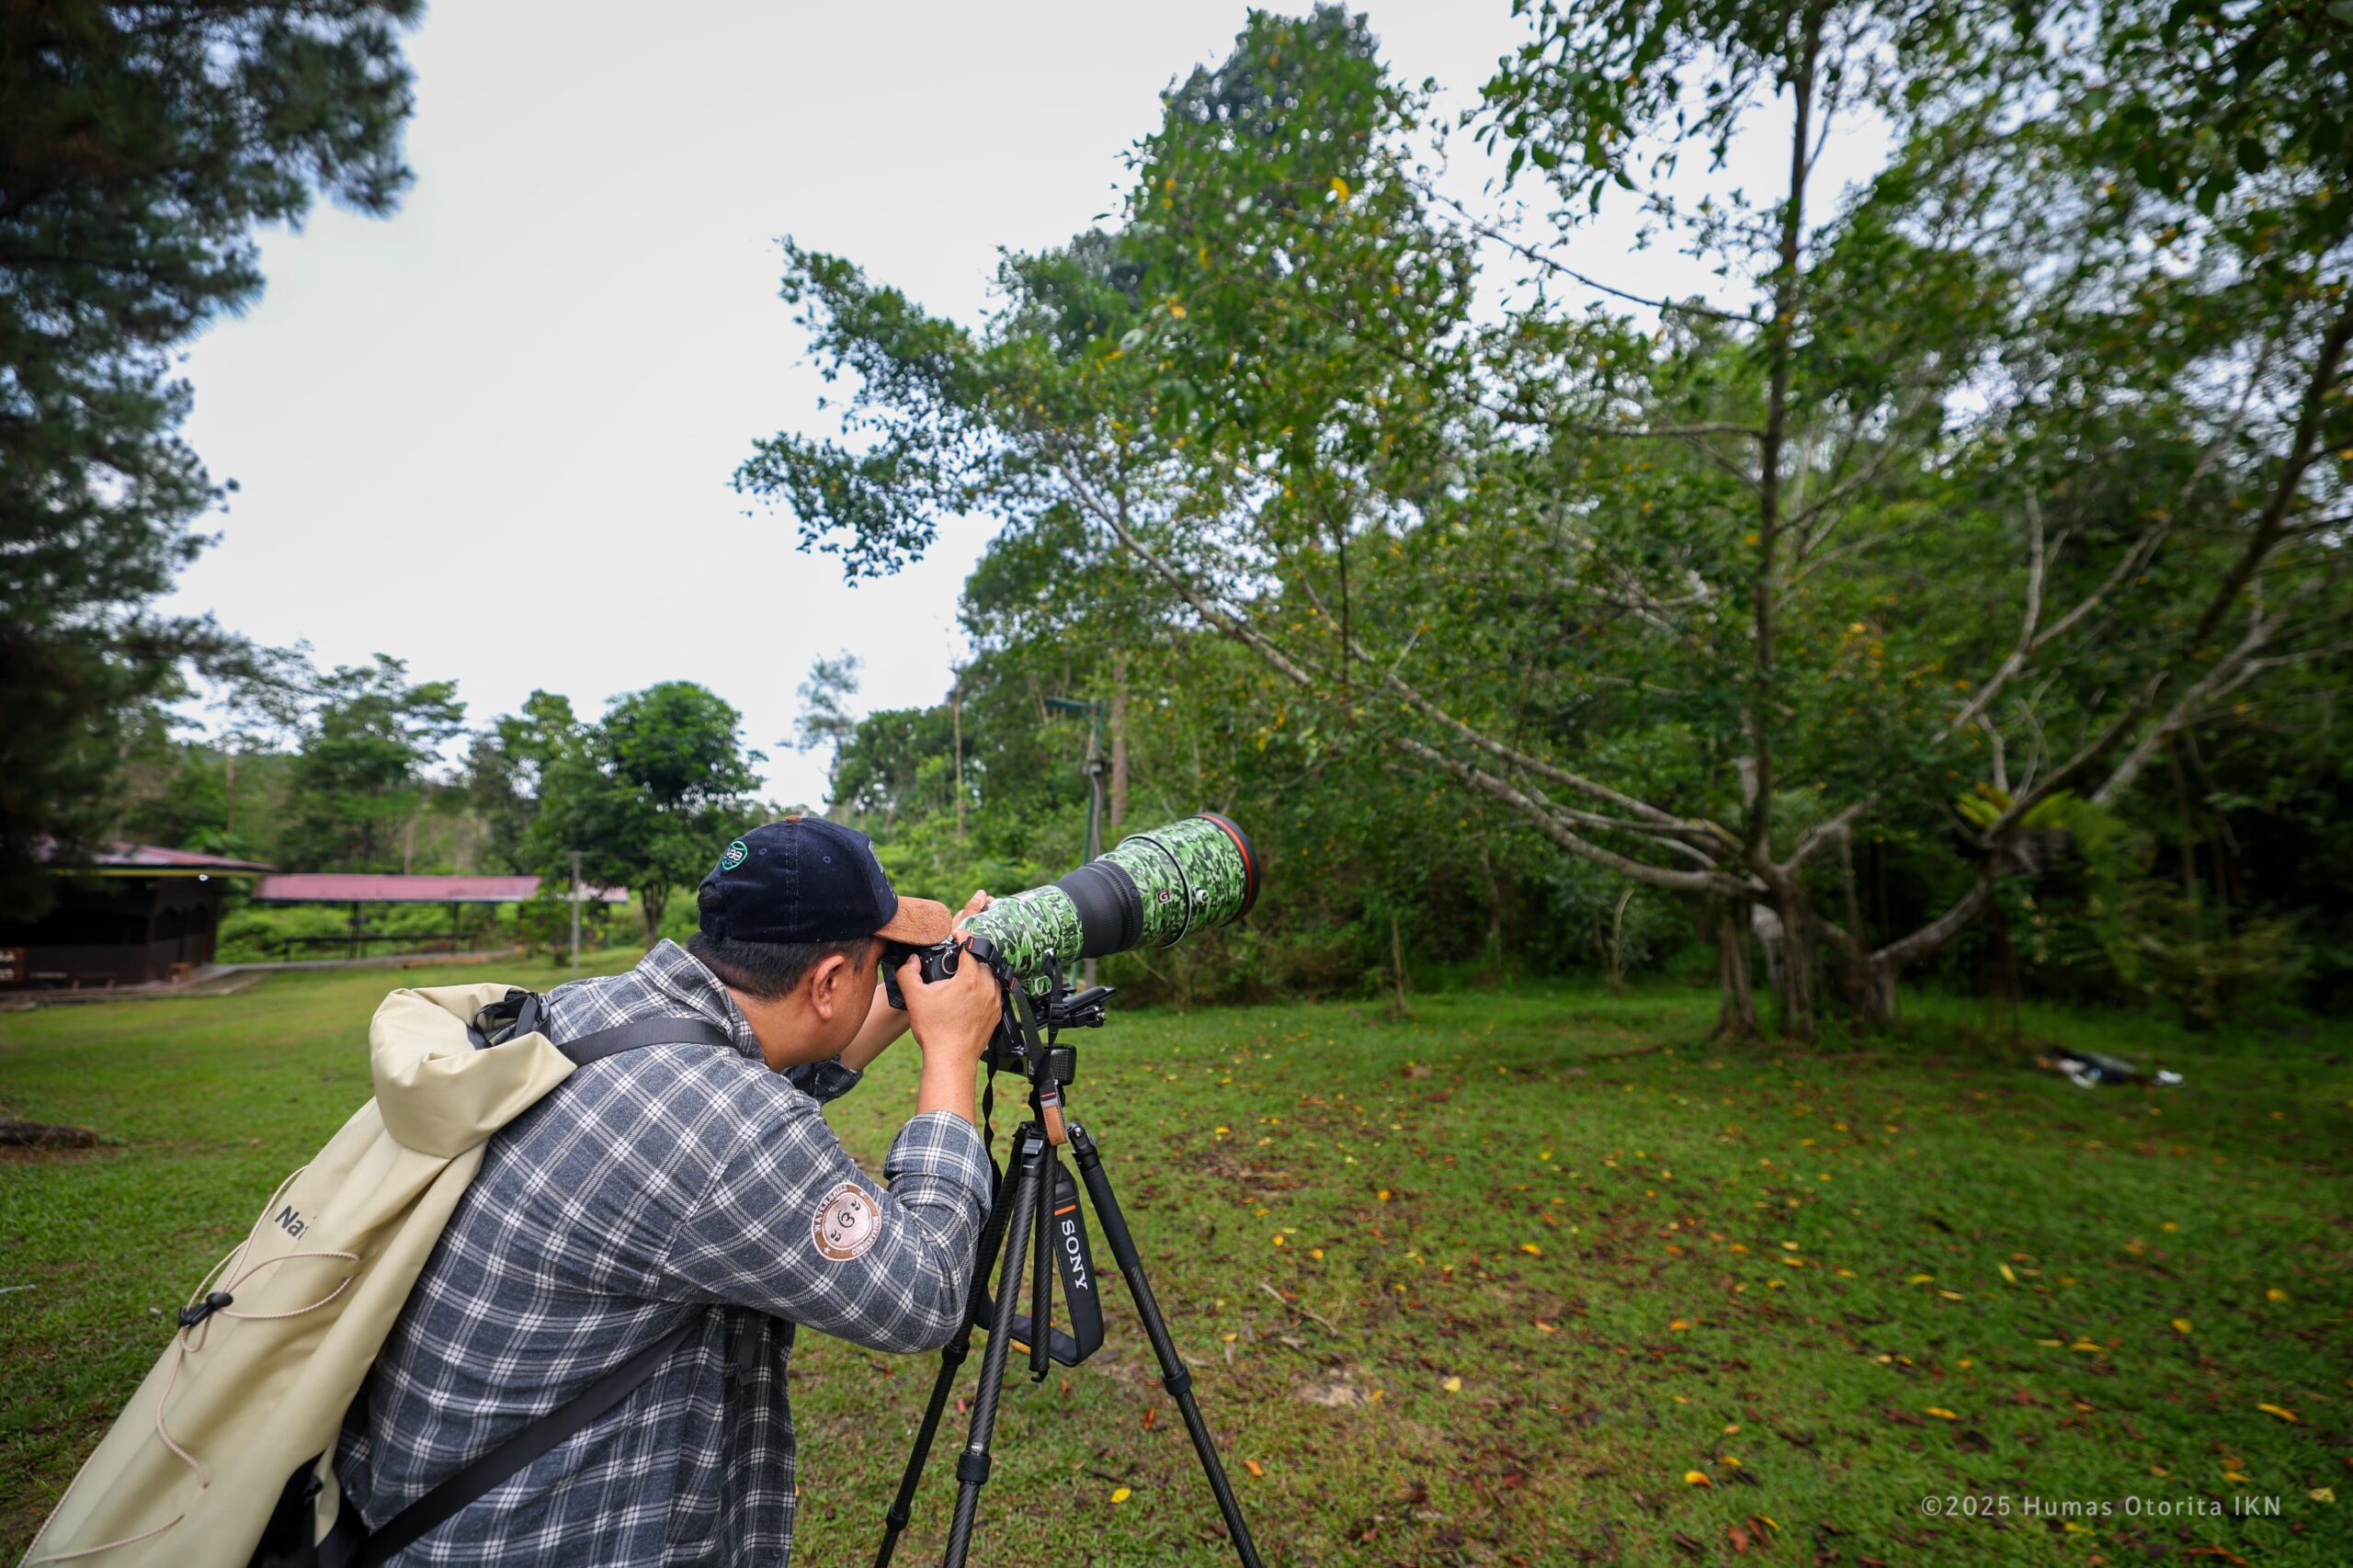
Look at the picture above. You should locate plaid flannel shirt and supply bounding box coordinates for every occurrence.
[335,939,993,1566]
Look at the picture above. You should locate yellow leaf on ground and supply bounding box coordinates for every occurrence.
[2309,1487,2336,1504]
[2225,1471,2251,1483]
[2069,1340,2103,1353]
[2257,1403,2299,1422]
[1938,1290,1964,1300]
[1684,1471,1712,1486]
[1907,1274,1935,1284]
[1110,1487,1131,1504]
[1999,1263,2018,1283]
[1521,1243,1542,1256]
[1924,1407,1959,1420]
[1244,1460,1264,1478]
[2171,1318,2192,1335]
[1533,1319,1557,1333]
[1330,176,1352,201]
[2063,1522,2092,1534]
[1441,1375,1462,1392]
[1670,1319,1692,1331]
[2267,1287,2288,1301]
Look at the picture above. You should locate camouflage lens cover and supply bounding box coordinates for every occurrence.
[961,812,1258,983]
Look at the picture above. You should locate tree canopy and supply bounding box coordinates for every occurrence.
[0,0,422,915]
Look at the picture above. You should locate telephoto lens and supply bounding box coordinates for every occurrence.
[961,812,1260,986]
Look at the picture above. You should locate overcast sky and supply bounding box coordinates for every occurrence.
[166,2,1876,808]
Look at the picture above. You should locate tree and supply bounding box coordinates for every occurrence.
[793,650,864,804]
[282,655,465,870]
[0,0,422,914]
[743,3,2350,1037]
[531,682,764,941]
[465,691,581,873]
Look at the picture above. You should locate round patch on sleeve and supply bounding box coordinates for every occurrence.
[812,1181,881,1262]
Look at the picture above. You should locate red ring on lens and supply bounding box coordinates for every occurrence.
[1192,812,1261,920]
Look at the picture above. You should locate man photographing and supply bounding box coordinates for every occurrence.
[333,815,1000,1566]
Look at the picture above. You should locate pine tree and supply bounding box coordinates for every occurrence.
[0,0,423,913]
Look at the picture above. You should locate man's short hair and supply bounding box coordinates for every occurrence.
[688,886,875,1000]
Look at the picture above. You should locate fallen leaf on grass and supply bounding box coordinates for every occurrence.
[1110,1487,1131,1504]
[1907,1274,1935,1284]
[2257,1403,2298,1422]
[1999,1263,2018,1283]
[2171,1318,2192,1335]
[1142,1408,1157,1430]
[2308,1487,2335,1504]
[1521,1243,1543,1256]
[1298,1381,1363,1408]
[1441,1375,1463,1392]
[1533,1319,1557,1333]
[1244,1460,1264,1477]
[1683,1470,1712,1486]
[1669,1318,1692,1331]
[2266,1287,2288,1302]
[1923,1407,1959,1420]
[2068,1339,2103,1353]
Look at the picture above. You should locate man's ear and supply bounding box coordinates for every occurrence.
[804,952,850,1019]
[803,945,877,1019]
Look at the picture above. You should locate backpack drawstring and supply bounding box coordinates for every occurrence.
[26,1167,358,1565]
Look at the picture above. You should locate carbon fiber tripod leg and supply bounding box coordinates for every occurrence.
[874,1131,1029,1568]
[938,1140,1044,1568]
[1066,1123,1265,1568]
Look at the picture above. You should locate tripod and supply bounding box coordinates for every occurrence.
[872,960,1266,1568]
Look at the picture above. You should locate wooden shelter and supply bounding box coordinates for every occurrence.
[1,845,274,991]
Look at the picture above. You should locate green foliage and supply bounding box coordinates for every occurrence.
[527,681,763,940]
[465,691,579,874]
[0,0,421,916]
[280,656,466,870]
[742,0,2353,1029]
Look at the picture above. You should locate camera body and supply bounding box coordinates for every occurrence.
[881,932,1107,1081]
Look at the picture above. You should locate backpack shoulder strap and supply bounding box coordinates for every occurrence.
[318,1008,734,1565]
[554,1016,737,1066]
[334,1317,701,1568]
[472,988,739,1066]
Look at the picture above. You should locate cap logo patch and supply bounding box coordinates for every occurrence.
[813,1181,881,1261]
[718,839,749,872]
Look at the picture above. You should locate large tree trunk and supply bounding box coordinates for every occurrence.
[1774,896,1821,1041]
[1710,902,1759,1040]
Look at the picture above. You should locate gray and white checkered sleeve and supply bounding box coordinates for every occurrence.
[659,1106,992,1353]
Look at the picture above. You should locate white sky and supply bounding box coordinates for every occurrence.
[166,2,1881,808]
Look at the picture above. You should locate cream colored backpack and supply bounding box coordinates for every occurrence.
[20,982,727,1568]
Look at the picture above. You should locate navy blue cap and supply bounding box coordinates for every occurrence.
[698,816,952,946]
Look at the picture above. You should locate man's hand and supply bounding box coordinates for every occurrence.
[904,891,995,1123]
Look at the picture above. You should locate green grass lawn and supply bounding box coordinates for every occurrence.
[4,960,2347,1565]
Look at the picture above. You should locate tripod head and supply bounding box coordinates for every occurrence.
[973,942,1114,1082]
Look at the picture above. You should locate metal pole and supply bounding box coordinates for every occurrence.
[1084,706,1103,989]
[570,849,582,980]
